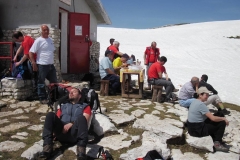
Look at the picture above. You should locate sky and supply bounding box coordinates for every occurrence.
[100,0,240,29]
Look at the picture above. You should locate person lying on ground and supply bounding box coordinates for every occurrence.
[187,87,229,153]
[39,88,91,160]
[178,77,199,108]
[198,74,230,115]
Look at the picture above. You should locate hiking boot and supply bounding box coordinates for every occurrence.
[214,141,229,152]
[76,146,87,160]
[164,98,175,104]
[39,144,53,158]
[221,108,231,115]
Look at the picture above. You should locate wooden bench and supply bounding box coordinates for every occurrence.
[100,80,110,96]
[151,85,163,103]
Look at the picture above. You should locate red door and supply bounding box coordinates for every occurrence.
[68,13,90,73]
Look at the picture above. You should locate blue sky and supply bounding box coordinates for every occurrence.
[100,0,240,29]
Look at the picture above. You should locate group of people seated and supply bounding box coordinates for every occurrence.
[99,38,136,95]
[177,75,231,152]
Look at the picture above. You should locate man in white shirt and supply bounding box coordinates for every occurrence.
[29,24,57,104]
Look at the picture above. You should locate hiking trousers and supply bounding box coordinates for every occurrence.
[37,64,57,100]
[148,78,174,99]
[188,111,226,142]
[204,94,222,106]
[42,112,88,147]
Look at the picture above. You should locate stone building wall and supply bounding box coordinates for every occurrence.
[0,28,62,82]
[0,27,101,88]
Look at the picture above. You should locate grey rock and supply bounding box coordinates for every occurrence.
[12,115,29,119]
[0,100,7,108]
[120,131,170,159]
[206,151,239,160]
[91,113,117,136]
[17,132,29,137]
[0,122,29,132]
[108,113,135,125]
[21,140,43,159]
[0,119,9,125]
[0,141,26,152]
[35,105,49,113]
[28,125,43,131]
[186,133,214,152]
[11,135,27,140]
[171,149,204,160]
[131,109,146,117]
[97,134,132,150]
[133,114,183,139]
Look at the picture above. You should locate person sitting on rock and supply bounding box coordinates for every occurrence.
[187,87,229,152]
[39,88,91,160]
[178,77,199,108]
[198,74,230,115]
[148,56,177,103]
[99,50,121,95]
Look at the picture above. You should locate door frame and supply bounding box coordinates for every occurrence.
[59,8,69,74]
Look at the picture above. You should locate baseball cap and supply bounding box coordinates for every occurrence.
[196,87,211,95]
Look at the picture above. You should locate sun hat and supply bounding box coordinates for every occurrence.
[196,87,211,95]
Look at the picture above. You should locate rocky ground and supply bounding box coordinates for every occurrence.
[0,87,240,160]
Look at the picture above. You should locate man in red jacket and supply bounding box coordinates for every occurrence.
[143,41,160,90]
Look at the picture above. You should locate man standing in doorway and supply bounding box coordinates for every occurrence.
[144,41,160,90]
[29,24,57,104]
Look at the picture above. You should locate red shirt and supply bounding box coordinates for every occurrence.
[148,62,166,79]
[144,47,160,64]
[21,36,36,60]
[108,45,119,57]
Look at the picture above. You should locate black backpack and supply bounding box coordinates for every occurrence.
[136,150,164,160]
[80,88,102,113]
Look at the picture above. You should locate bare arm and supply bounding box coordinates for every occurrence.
[116,51,123,56]
[29,52,38,71]
[205,112,229,125]
[164,72,169,81]
[143,52,147,65]
[15,54,28,67]
[158,72,163,79]
[83,113,91,125]
[13,46,23,62]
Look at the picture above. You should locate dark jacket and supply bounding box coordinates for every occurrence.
[199,80,218,94]
[60,102,88,124]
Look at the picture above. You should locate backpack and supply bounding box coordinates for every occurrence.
[47,83,102,113]
[47,83,74,111]
[136,150,164,160]
[80,88,102,113]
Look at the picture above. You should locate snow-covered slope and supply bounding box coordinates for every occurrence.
[97,20,240,105]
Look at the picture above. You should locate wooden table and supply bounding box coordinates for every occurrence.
[120,68,145,98]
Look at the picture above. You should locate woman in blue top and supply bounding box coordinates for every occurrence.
[187,87,229,152]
